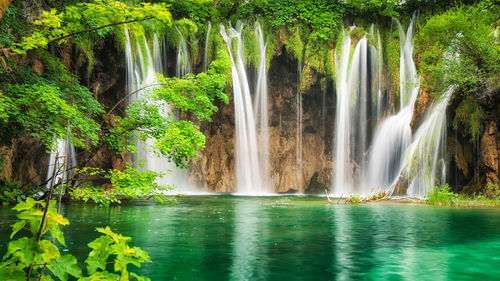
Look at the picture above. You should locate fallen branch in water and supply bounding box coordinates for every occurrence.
[325,189,333,204]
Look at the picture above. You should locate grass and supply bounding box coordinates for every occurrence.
[426,184,500,208]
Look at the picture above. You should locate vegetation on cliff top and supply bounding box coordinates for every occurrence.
[0,0,499,202]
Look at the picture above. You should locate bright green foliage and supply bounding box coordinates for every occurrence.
[426,183,500,207]
[83,226,151,281]
[343,0,400,17]
[0,198,151,280]
[0,51,102,150]
[13,0,172,54]
[108,52,230,168]
[165,0,211,27]
[415,4,499,142]
[0,198,77,280]
[266,0,344,41]
[426,184,458,205]
[71,164,173,206]
[416,4,500,96]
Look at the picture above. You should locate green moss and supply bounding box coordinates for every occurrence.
[453,95,485,143]
[381,28,400,105]
[241,24,259,67]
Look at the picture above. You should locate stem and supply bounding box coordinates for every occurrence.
[58,123,70,213]
[105,82,173,118]
[26,152,60,280]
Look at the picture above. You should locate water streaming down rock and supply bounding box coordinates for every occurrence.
[401,86,457,197]
[124,29,193,192]
[46,139,76,188]
[365,18,420,193]
[254,23,271,190]
[203,22,212,72]
[333,27,381,195]
[220,23,271,194]
[176,29,192,78]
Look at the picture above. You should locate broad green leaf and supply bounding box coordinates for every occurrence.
[49,225,66,247]
[47,254,82,281]
[4,237,36,265]
[38,240,60,263]
[85,236,113,274]
[10,221,26,239]
[12,197,38,212]
[0,265,26,281]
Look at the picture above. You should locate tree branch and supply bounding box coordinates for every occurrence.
[47,17,154,45]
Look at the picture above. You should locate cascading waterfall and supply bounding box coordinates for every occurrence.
[365,18,419,192]
[124,29,192,191]
[254,23,271,190]
[402,86,457,197]
[333,27,381,195]
[176,29,192,78]
[220,23,271,194]
[333,29,352,195]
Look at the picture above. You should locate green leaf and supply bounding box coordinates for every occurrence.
[77,271,120,281]
[49,225,66,247]
[47,254,82,281]
[10,221,26,239]
[38,240,60,263]
[0,265,26,281]
[3,237,36,266]
[85,236,114,274]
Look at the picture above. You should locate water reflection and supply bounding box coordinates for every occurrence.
[0,198,499,280]
[230,199,268,280]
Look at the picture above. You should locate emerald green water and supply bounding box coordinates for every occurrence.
[1,196,500,280]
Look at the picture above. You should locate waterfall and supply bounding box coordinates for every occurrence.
[220,23,271,194]
[402,86,457,197]
[46,139,76,188]
[365,18,419,192]
[203,22,212,72]
[333,29,375,195]
[254,22,271,190]
[124,29,192,192]
[333,29,352,195]
[176,29,192,78]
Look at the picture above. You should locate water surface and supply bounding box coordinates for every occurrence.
[1,196,500,280]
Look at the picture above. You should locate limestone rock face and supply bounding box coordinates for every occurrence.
[480,121,499,184]
[191,49,334,193]
[411,87,431,129]
[0,137,49,186]
[189,98,236,192]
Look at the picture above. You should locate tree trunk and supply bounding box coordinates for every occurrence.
[0,0,13,20]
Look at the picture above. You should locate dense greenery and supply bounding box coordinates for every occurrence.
[415,3,500,142]
[0,0,230,202]
[426,184,500,207]
[0,198,151,280]
[0,0,498,200]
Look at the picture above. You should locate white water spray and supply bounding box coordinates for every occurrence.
[124,29,193,192]
[365,18,420,192]
[220,23,270,194]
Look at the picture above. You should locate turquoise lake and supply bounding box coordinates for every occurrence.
[1,196,500,280]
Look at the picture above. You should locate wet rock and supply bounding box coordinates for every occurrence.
[305,172,327,194]
[480,121,499,184]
